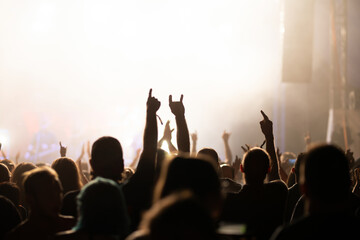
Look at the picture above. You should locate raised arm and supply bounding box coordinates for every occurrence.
[169,94,190,153]
[135,89,161,176]
[190,131,197,156]
[158,120,177,153]
[59,141,67,157]
[260,110,280,181]
[222,131,233,164]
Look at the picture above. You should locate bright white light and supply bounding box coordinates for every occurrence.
[0,0,282,162]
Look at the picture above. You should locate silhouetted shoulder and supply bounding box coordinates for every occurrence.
[271,213,360,240]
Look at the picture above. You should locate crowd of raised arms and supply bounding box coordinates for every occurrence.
[0,89,360,240]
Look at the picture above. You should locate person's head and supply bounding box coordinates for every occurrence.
[197,148,220,169]
[300,144,351,205]
[11,162,36,205]
[75,177,129,238]
[11,162,37,188]
[0,163,10,183]
[51,157,82,194]
[0,159,15,173]
[240,147,270,185]
[0,182,20,206]
[280,151,297,175]
[90,136,124,181]
[139,191,217,240]
[220,164,234,179]
[154,156,222,218]
[23,167,63,218]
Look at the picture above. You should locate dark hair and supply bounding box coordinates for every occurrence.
[154,156,222,218]
[0,159,15,173]
[197,148,219,167]
[0,196,21,239]
[91,136,124,181]
[141,191,217,240]
[75,177,129,238]
[51,157,82,194]
[242,147,270,184]
[294,152,305,183]
[0,182,20,206]
[0,163,10,183]
[302,144,351,203]
[23,167,61,197]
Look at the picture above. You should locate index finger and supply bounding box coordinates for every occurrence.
[148,89,152,98]
[260,110,269,120]
[59,141,62,147]
[180,94,184,102]
[169,95,173,103]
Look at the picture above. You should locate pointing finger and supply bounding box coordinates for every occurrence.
[169,95,173,103]
[148,89,152,98]
[180,94,184,102]
[260,110,269,120]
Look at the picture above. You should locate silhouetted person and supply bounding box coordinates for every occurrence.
[52,157,82,195]
[0,196,21,240]
[0,160,15,173]
[0,182,27,220]
[61,89,161,231]
[283,153,305,223]
[56,177,130,240]
[5,167,75,240]
[221,111,287,240]
[271,144,360,240]
[127,191,217,240]
[0,163,10,183]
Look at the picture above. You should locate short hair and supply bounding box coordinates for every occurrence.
[220,164,234,179]
[91,136,124,180]
[74,177,129,237]
[197,148,219,167]
[22,167,61,197]
[302,144,351,203]
[51,157,82,194]
[242,147,270,183]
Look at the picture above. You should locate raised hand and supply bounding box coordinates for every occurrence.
[222,131,231,142]
[191,131,198,142]
[86,141,91,159]
[169,94,185,116]
[241,144,251,153]
[163,120,175,141]
[233,155,241,175]
[260,110,273,138]
[59,141,67,157]
[346,149,355,168]
[147,89,161,114]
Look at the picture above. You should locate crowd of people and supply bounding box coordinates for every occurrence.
[0,89,360,240]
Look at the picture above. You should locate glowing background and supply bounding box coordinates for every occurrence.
[0,0,282,164]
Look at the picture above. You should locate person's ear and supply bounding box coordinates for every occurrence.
[240,164,245,173]
[291,167,295,174]
[300,182,308,196]
[89,158,94,169]
[267,167,271,173]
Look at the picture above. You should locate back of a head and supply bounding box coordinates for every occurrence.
[242,147,270,184]
[91,136,124,181]
[0,163,10,183]
[154,156,221,218]
[0,182,20,206]
[220,164,234,179]
[302,144,351,204]
[197,148,219,168]
[23,167,63,217]
[11,162,37,188]
[75,177,129,238]
[51,157,81,194]
[141,191,217,240]
[0,159,15,173]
